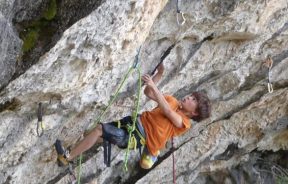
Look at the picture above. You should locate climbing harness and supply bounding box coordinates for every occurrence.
[36,102,45,137]
[171,138,176,184]
[263,56,273,93]
[103,117,146,167]
[103,139,112,166]
[176,0,186,26]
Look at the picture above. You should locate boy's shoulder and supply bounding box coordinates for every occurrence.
[163,94,177,101]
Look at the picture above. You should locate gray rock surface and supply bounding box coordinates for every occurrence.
[0,0,287,183]
[0,0,47,21]
[0,0,168,183]
[0,0,104,89]
[0,0,47,89]
[0,13,21,89]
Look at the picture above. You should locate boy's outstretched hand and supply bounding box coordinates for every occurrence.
[142,74,156,88]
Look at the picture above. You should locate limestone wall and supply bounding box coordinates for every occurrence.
[0,0,287,183]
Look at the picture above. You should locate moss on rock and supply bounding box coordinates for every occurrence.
[20,0,58,54]
[43,0,57,20]
[21,28,39,52]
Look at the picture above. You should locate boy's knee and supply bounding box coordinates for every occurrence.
[91,124,103,136]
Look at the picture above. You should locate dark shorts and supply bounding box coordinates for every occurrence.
[101,116,143,149]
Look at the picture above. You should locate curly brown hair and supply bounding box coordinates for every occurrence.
[191,92,211,122]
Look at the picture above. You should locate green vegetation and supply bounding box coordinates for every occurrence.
[20,0,57,54]
[272,165,288,184]
[21,28,39,52]
[43,0,57,20]
[275,175,288,184]
[276,175,288,184]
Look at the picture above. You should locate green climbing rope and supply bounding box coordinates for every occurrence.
[77,154,83,184]
[123,67,142,171]
[88,46,142,130]
[76,47,142,183]
[89,66,136,130]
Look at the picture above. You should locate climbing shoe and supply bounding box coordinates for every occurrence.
[140,148,159,169]
[54,139,70,166]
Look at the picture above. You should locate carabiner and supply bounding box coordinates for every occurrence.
[177,12,186,26]
[37,103,45,137]
[133,46,142,68]
[267,83,273,93]
[265,56,274,93]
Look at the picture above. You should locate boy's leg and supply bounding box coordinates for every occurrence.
[68,124,103,161]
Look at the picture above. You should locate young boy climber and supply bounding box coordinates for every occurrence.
[55,63,211,169]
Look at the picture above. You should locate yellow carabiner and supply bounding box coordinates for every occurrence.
[140,138,146,146]
[117,120,121,128]
[128,135,137,151]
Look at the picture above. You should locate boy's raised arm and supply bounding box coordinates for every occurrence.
[143,63,164,101]
[142,74,183,128]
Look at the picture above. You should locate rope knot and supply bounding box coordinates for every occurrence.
[126,124,135,133]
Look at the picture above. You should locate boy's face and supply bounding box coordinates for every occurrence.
[180,94,198,117]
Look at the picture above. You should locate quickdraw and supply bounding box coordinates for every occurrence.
[176,0,186,26]
[37,102,45,137]
[133,46,142,68]
[263,56,274,93]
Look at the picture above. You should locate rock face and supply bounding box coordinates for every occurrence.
[0,0,104,89]
[0,14,21,90]
[0,0,287,184]
[0,0,47,89]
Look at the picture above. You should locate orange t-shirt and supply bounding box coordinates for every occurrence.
[140,95,191,156]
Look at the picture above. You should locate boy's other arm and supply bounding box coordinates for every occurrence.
[142,74,183,128]
[143,63,164,101]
